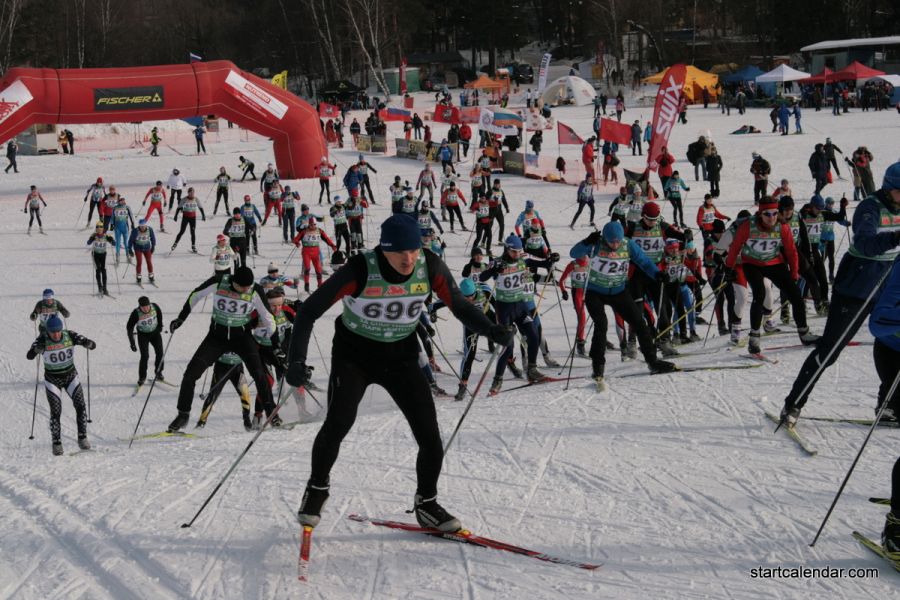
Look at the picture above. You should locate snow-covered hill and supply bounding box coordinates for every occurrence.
[0,93,898,599]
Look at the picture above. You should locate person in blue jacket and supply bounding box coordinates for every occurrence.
[777,103,791,135]
[240,195,263,255]
[820,196,851,283]
[343,163,363,201]
[868,258,900,555]
[781,161,900,427]
[569,221,677,388]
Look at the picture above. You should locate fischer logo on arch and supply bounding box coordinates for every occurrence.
[225,70,288,120]
[646,64,686,172]
[94,86,164,110]
[0,80,33,125]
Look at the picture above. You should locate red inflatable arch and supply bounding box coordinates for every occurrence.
[0,60,326,179]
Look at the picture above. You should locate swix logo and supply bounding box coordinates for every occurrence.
[654,76,682,139]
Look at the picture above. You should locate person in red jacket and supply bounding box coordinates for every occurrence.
[696,194,730,237]
[292,217,337,292]
[440,181,468,232]
[559,255,589,356]
[724,198,819,355]
[581,138,596,178]
[459,122,472,158]
[142,181,168,231]
[655,146,675,190]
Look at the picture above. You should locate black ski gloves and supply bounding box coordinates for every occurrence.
[487,324,516,347]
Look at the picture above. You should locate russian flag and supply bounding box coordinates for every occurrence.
[379,107,412,122]
[490,110,523,127]
[189,52,202,63]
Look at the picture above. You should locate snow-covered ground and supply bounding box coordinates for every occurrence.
[1,92,899,599]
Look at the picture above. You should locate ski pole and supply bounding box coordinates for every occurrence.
[128,331,176,448]
[443,346,502,455]
[655,280,725,341]
[283,244,298,267]
[808,369,900,547]
[74,199,86,227]
[563,321,594,388]
[702,279,729,348]
[113,253,122,295]
[181,379,292,528]
[553,282,572,355]
[776,258,896,431]
[312,329,330,378]
[29,356,41,439]
[86,348,92,423]
[196,363,242,424]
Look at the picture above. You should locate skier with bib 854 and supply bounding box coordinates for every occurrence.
[26,315,96,455]
[87,222,116,296]
[285,214,513,532]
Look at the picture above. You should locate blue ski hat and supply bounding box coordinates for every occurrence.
[46,315,63,333]
[459,278,476,297]
[380,214,422,251]
[504,234,523,250]
[811,194,825,210]
[42,288,54,299]
[525,199,534,210]
[138,218,147,226]
[883,161,900,191]
[602,221,624,244]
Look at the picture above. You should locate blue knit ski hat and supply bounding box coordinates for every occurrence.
[46,315,63,333]
[459,278,476,296]
[883,161,900,191]
[811,194,825,210]
[42,288,53,299]
[504,234,523,250]
[525,199,534,210]
[602,221,624,244]
[380,214,422,251]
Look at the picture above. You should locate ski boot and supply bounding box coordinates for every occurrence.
[170,243,177,252]
[718,322,729,336]
[677,333,690,346]
[730,324,746,347]
[526,363,546,383]
[52,441,63,456]
[689,331,701,342]
[542,351,560,368]
[429,357,442,373]
[252,413,263,429]
[748,331,762,355]
[430,381,447,397]
[605,340,615,350]
[695,315,707,325]
[411,494,461,532]
[875,404,898,425]
[489,376,503,395]
[797,327,820,346]
[297,482,330,528]
[167,411,190,432]
[780,303,791,325]
[195,418,206,429]
[882,511,900,555]
[160,225,166,233]
[575,340,587,357]
[136,275,142,284]
[648,359,678,374]
[507,359,523,379]
[77,437,91,450]
[779,404,801,429]
[242,409,253,431]
[39,227,44,234]
[137,378,145,387]
[593,367,606,391]
[620,343,630,362]
[304,282,311,293]
[626,340,638,359]
[763,318,780,333]
[658,337,678,357]
[149,274,155,284]
[454,381,467,402]
[271,414,283,428]
[191,245,198,254]
[815,301,830,317]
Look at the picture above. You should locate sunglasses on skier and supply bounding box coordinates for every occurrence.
[760,211,779,218]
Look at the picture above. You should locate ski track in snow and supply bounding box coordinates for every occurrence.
[1,96,899,598]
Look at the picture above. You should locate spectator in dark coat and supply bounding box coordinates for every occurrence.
[630,120,642,155]
[808,143,830,194]
[5,139,18,173]
[705,144,722,198]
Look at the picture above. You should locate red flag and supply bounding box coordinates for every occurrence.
[599,118,632,145]
[399,58,408,95]
[319,102,339,118]
[432,105,460,124]
[557,122,584,145]
[646,64,687,172]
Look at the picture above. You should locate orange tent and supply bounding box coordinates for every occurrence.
[465,74,504,90]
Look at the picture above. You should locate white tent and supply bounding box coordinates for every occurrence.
[864,74,900,87]
[541,75,596,106]
[755,64,811,83]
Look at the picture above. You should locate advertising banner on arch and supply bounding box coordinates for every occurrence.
[646,64,686,172]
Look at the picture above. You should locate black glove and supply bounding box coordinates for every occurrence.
[170,318,183,332]
[487,324,516,347]
[549,251,560,263]
[840,197,849,208]
[286,361,310,387]
[683,228,694,240]
[29,313,36,321]
[85,339,96,350]
[424,323,436,337]
[23,208,27,213]
[561,289,569,301]
[724,267,738,282]
[584,231,602,246]
[273,348,287,369]
[173,215,178,222]
[697,277,707,287]
[130,339,137,352]
[657,270,671,284]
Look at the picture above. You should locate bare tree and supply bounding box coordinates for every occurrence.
[304,0,344,80]
[0,0,22,73]
[73,0,86,68]
[343,0,390,99]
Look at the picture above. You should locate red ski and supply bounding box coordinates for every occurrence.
[297,525,313,582]
[348,514,601,571]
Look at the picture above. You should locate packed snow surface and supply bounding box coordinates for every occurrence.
[1,91,898,599]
